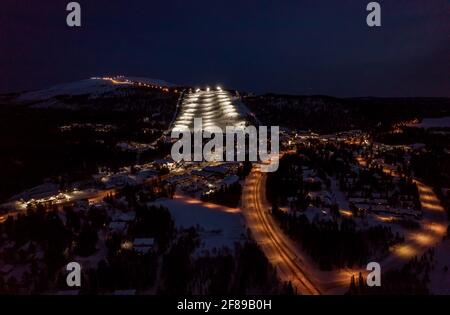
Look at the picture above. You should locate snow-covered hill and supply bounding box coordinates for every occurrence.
[17,76,176,102]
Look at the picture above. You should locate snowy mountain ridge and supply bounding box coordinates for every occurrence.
[18,76,176,102]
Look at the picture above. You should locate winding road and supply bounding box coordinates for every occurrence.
[242,156,448,295]
[241,163,322,294]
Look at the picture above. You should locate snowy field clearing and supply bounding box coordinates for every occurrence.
[409,116,450,129]
[150,197,246,254]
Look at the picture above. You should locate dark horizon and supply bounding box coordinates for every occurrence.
[2,0,449,97]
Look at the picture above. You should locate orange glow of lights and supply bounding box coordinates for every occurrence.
[375,215,395,222]
[425,223,446,235]
[392,244,416,259]
[411,233,434,246]
[339,210,353,217]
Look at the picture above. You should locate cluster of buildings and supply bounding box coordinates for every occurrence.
[59,123,117,133]
[281,130,423,223]
[166,162,241,198]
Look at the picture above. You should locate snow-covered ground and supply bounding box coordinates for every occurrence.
[17,76,176,102]
[408,116,450,129]
[74,230,109,270]
[330,177,349,210]
[8,182,59,202]
[429,238,450,294]
[18,79,119,101]
[150,197,246,254]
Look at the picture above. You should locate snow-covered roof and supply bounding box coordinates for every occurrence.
[10,183,59,202]
[133,238,155,247]
[222,175,239,186]
[108,221,128,233]
[203,165,228,175]
[112,211,136,222]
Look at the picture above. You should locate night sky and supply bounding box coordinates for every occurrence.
[1,0,449,96]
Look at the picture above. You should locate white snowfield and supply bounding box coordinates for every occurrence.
[17,76,176,101]
[172,88,246,132]
[150,196,246,253]
[407,116,450,129]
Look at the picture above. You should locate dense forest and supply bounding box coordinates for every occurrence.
[0,87,177,202]
[243,95,450,132]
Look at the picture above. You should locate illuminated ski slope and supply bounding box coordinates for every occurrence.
[172,87,246,132]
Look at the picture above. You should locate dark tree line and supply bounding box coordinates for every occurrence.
[348,249,436,295]
[201,182,242,208]
[272,207,402,270]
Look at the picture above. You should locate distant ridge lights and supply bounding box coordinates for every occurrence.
[193,86,225,92]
